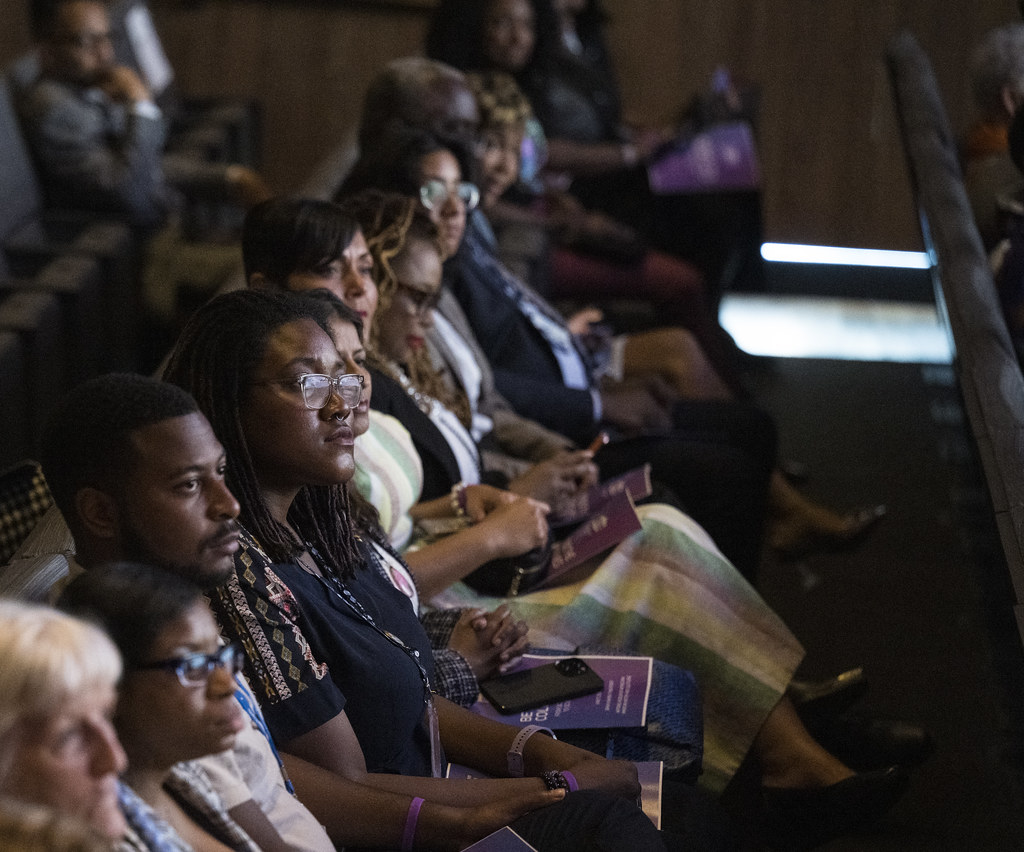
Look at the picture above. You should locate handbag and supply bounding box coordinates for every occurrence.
[462,539,553,597]
[415,516,553,597]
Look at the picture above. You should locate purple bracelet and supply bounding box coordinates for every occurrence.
[562,770,579,792]
[402,797,425,852]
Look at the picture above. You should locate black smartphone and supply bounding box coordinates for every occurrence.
[479,657,605,714]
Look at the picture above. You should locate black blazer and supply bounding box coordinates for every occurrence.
[368,367,462,502]
[444,215,598,445]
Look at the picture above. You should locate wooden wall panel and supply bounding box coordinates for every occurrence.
[1,0,1021,250]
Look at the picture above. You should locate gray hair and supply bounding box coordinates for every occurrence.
[972,24,1024,118]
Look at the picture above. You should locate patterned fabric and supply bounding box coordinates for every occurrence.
[211,530,336,713]
[431,502,804,794]
[354,411,422,549]
[355,422,482,706]
[117,763,260,852]
[421,609,480,708]
[0,460,53,565]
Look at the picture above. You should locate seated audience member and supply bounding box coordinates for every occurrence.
[166,288,915,849]
[425,0,765,300]
[993,104,1024,363]
[964,23,1024,250]
[467,70,745,395]
[59,563,282,851]
[18,0,271,342]
[357,56,481,155]
[0,599,126,842]
[339,130,885,571]
[164,287,762,852]
[20,0,270,231]
[35,372,621,849]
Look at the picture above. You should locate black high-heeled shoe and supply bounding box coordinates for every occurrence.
[761,765,910,851]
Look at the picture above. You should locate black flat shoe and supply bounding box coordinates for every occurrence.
[788,667,868,722]
[807,712,935,771]
[762,766,910,851]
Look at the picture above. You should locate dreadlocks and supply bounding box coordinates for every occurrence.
[163,289,361,579]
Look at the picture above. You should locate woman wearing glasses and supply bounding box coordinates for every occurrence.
[58,562,262,852]
[163,287,692,851]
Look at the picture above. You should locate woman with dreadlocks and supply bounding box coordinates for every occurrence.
[162,287,702,852]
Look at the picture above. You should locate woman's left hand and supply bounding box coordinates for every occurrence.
[447,606,529,679]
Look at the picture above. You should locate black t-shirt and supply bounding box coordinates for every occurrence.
[211,528,436,776]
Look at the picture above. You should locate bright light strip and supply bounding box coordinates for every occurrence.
[761,242,931,269]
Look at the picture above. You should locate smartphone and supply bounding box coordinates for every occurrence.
[479,658,604,714]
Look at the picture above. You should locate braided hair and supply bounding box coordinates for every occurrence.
[162,289,361,578]
[337,189,474,429]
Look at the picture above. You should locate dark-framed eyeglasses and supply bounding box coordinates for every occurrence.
[136,642,244,688]
[396,282,441,316]
[256,373,364,410]
[419,179,480,212]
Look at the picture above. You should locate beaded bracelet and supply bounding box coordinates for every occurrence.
[542,770,571,792]
[402,797,424,852]
[450,482,468,518]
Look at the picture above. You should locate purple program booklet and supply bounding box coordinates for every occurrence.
[462,827,538,852]
[540,490,642,587]
[548,464,652,527]
[647,121,761,194]
[471,653,653,729]
[448,761,664,829]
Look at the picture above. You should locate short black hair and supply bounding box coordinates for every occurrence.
[337,126,474,202]
[242,197,360,285]
[57,561,202,670]
[29,0,108,41]
[39,373,198,533]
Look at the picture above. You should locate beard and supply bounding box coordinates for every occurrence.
[118,517,239,591]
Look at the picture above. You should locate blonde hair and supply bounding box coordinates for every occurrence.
[467,71,533,131]
[0,600,121,783]
[0,797,110,852]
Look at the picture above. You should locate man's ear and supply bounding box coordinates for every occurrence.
[74,487,120,541]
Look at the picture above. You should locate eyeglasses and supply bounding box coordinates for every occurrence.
[137,643,244,688]
[396,282,440,316]
[419,179,480,212]
[256,373,364,410]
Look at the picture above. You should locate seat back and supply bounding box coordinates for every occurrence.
[0,79,45,240]
[0,460,53,565]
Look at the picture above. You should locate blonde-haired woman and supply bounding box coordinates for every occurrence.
[0,599,127,842]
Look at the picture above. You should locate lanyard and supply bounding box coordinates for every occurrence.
[233,677,295,794]
[308,540,445,778]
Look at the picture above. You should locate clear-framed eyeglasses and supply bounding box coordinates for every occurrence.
[419,179,480,212]
[137,642,245,688]
[255,373,364,410]
[293,373,364,410]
